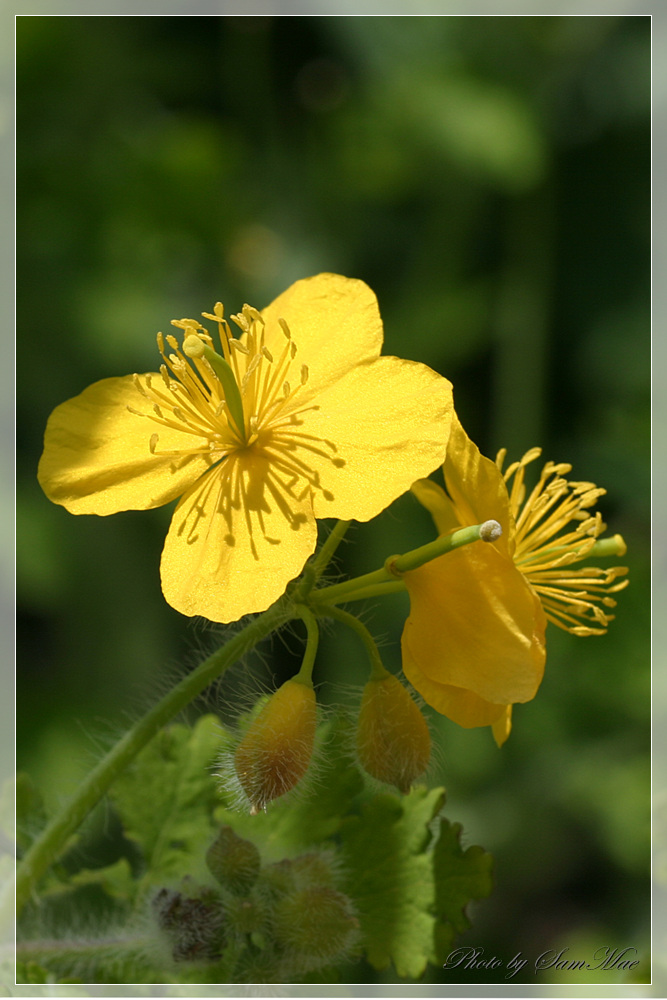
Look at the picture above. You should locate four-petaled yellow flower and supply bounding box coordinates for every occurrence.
[401,415,629,746]
[38,274,453,623]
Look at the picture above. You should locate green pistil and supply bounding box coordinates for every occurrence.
[589,534,627,559]
[183,335,247,443]
[515,532,627,567]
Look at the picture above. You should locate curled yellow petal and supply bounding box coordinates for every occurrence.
[400,651,509,728]
[442,415,514,559]
[410,478,460,536]
[402,543,546,709]
[491,706,513,747]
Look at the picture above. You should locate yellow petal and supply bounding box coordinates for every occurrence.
[443,415,514,558]
[37,376,215,515]
[402,542,546,707]
[401,651,509,728]
[160,449,317,623]
[295,356,453,522]
[260,274,384,393]
[491,706,513,747]
[410,478,460,535]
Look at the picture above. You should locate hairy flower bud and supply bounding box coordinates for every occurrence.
[224,894,268,935]
[152,886,225,963]
[206,826,261,894]
[356,673,431,793]
[234,678,317,813]
[273,885,358,971]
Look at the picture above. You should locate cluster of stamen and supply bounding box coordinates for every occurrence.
[128,301,345,556]
[496,448,629,636]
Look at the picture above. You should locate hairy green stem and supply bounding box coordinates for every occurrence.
[15,935,157,974]
[326,580,407,605]
[294,605,320,685]
[15,600,290,916]
[310,519,351,582]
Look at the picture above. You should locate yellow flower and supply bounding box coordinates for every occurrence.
[401,416,628,746]
[38,274,453,623]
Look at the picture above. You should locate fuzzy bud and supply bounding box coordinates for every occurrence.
[273,886,358,971]
[152,887,224,963]
[234,678,317,813]
[356,674,431,793]
[290,851,337,888]
[205,826,261,894]
[224,894,267,935]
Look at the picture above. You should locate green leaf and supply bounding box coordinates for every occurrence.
[338,786,445,979]
[110,715,224,888]
[431,818,494,961]
[337,788,493,979]
[39,858,137,905]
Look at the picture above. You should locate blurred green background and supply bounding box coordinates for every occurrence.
[17,14,649,985]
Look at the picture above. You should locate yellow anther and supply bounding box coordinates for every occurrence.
[132,374,148,397]
[246,305,264,324]
[519,447,542,466]
[231,311,249,332]
[201,302,225,322]
[278,318,291,339]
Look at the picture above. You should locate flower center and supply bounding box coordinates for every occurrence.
[497,448,629,635]
[128,302,346,535]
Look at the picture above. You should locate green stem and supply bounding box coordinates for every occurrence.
[15,935,156,975]
[327,580,407,605]
[290,520,352,604]
[310,520,351,582]
[15,600,290,917]
[319,605,388,682]
[311,521,495,607]
[293,605,319,685]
